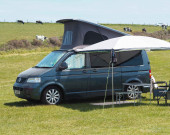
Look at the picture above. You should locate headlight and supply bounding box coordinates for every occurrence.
[27,77,41,83]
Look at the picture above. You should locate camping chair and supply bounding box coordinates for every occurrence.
[165,81,170,104]
[153,81,169,104]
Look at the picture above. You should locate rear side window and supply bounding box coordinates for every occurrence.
[118,51,143,66]
[90,52,110,68]
[89,51,143,68]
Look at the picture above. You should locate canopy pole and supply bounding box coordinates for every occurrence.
[150,77,153,104]
[112,62,114,108]
[103,63,111,111]
[111,49,117,107]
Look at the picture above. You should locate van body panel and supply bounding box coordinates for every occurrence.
[120,50,150,92]
[13,82,42,100]
[57,69,90,98]
[18,67,52,78]
[87,67,122,97]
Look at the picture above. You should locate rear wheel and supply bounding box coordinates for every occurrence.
[126,85,141,99]
[41,86,63,105]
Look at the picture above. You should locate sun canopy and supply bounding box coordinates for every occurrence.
[76,36,170,52]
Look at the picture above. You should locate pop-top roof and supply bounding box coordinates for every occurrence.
[57,19,128,50]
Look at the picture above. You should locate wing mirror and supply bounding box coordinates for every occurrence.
[59,62,68,70]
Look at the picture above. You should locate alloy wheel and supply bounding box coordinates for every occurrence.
[45,89,60,104]
[127,85,140,99]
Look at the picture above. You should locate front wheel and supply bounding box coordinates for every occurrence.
[41,86,63,105]
[126,85,141,100]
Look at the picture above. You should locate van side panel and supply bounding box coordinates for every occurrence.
[121,50,150,92]
[87,67,122,97]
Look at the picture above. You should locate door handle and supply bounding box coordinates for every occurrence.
[93,69,97,72]
[82,70,87,73]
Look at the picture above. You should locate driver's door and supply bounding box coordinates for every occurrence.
[58,53,89,99]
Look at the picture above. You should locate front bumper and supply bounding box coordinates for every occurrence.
[13,82,41,100]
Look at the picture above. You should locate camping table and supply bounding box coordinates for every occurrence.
[115,91,142,106]
[123,83,151,89]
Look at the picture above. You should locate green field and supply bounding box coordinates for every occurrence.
[0,22,64,46]
[0,50,170,135]
[0,22,165,46]
[103,24,164,33]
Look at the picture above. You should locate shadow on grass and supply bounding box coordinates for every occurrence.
[4,100,42,107]
[4,97,167,112]
[60,97,149,112]
[156,103,170,106]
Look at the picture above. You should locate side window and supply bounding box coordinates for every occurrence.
[115,50,143,67]
[62,31,73,46]
[119,52,143,66]
[83,31,108,45]
[90,52,110,68]
[89,51,143,68]
[65,54,85,70]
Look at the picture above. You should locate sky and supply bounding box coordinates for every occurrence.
[0,0,170,24]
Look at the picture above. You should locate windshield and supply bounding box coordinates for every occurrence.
[35,51,66,68]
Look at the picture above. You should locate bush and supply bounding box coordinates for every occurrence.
[8,39,31,48]
[0,36,62,51]
[0,39,32,51]
[133,30,170,40]
[49,37,62,46]
[31,39,43,46]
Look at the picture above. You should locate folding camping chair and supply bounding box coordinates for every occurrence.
[153,81,170,105]
[165,81,170,104]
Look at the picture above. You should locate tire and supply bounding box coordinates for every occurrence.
[41,86,63,105]
[126,84,141,100]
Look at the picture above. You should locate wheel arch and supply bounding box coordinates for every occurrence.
[40,84,65,101]
[125,78,142,84]
[124,78,143,91]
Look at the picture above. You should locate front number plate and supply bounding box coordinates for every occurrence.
[15,90,20,95]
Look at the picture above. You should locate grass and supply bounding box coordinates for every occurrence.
[0,22,64,46]
[148,50,170,82]
[102,24,164,33]
[0,50,170,135]
[0,47,59,55]
[0,22,167,46]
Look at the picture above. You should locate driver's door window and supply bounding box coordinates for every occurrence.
[65,54,85,70]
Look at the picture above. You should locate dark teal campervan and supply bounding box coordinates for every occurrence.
[13,19,151,105]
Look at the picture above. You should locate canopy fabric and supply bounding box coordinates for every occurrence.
[76,36,170,52]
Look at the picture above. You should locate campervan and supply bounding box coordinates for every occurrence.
[13,19,151,104]
[13,49,150,104]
